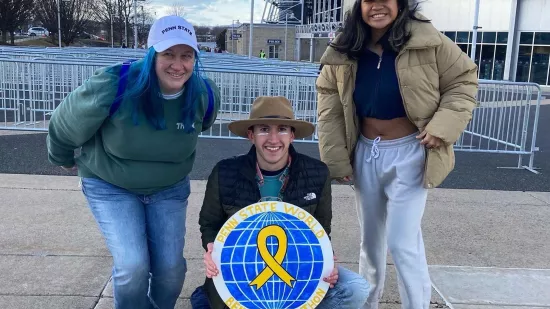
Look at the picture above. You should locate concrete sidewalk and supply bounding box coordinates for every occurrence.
[0,174,549,309]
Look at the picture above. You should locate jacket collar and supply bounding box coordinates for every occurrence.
[242,144,299,180]
[320,14,442,65]
[404,15,442,49]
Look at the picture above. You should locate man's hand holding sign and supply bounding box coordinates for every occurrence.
[204,243,219,278]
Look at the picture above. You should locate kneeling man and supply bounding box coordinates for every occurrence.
[191,96,370,309]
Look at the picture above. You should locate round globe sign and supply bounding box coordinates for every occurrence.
[212,201,334,309]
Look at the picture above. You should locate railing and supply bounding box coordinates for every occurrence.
[0,57,318,142]
[0,49,542,172]
[0,46,320,74]
[454,80,542,173]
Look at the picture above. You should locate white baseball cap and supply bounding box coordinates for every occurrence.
[147,15,199,54]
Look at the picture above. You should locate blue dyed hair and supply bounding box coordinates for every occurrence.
[120,47,207,132]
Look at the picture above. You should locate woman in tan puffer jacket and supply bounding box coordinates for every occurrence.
[316,0,478,308]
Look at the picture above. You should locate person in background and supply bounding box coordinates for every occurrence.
[47,15,221,309]
[316,0,478,308]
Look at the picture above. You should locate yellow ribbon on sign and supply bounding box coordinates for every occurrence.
[249,225,296,289]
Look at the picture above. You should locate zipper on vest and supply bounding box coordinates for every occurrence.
[372,54,382,112]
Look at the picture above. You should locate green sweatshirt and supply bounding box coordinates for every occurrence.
[47,60,220,195]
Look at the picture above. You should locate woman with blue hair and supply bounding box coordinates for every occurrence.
[47,16,220,309]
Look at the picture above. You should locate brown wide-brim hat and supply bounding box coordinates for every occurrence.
[228,96,315,139]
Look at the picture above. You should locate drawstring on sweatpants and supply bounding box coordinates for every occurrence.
[366,136,381,162]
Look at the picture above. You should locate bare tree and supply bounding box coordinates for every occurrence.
[194,26,216,43]
[90,0,132,45]
[90,0,125,45]
[194,26,211,36]
[35,0,94,46]
[169,1,185,17]
[117,0,152,46]
[211,26,227,38]
[135,6,154,46]
[115,0,132,45]
[0,0,35,44]
[90,0,153,46]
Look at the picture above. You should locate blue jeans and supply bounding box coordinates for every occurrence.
[81,177,190,309]
[191,266,369,309]
[317,266,370,309]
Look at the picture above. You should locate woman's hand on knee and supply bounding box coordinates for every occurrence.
[204,242,219,278]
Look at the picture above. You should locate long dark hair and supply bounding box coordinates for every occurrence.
[330,0,430,59]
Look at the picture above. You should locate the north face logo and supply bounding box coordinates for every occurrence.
[304,193,316,201]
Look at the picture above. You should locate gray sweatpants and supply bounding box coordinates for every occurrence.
[353,132,431,309]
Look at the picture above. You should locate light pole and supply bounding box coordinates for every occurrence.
[249,0,254,58]
[470,0,481,62]
[278,4,300,60]
[286,12,297,60]
[132,0,146,48]
[57,0,61,47]
[285,13,290,60]
[279,3,303,61]
[109,0,114,48]
[111,14,114,48]
[133,0,138,49]
[232,19,239,54]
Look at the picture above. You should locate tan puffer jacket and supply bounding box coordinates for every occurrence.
[316,17,479,188]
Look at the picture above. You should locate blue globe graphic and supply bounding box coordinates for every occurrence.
[219,211,325,309]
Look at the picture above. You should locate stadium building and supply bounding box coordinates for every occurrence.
[422,0,550,86]
[228,0,550,87]
[227,0,345,62]
[262,0,347,62]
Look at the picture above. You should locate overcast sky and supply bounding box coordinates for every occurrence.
[145,0,266,26]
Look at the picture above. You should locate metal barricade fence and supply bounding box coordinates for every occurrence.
[0,46,320,75]
[196,70,317,142]
[0,60,104,130]
[0,56,542,171]
[454,80,541,173]
[0,58,319,142]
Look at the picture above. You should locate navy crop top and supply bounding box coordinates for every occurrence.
[353,48,407,120]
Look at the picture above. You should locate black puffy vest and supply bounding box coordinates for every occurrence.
[217,145,328,215]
